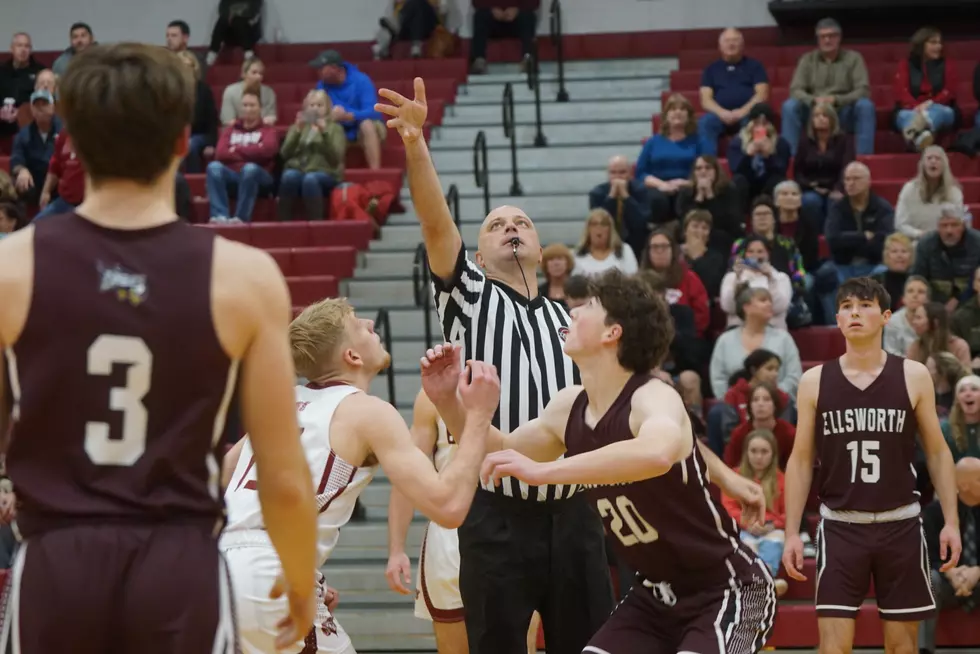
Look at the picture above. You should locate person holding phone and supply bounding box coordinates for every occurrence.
[727,103,792,213]
[719,235,794,330]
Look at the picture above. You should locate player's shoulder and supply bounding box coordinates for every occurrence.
[213,236,283,285]
[0,226,34,277]
[549,384,586,411]
[0,227,35,346]
[900,356,931,387]
[633,377,685,416]
[336,390,401,426]
[799,364,826,391]
[212,237,290,316]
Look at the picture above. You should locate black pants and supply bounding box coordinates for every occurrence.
[469,8,537,61]
[397,0,438,42]
[209,16,260,53]
[458,490,613,654]
[732,172,784,212]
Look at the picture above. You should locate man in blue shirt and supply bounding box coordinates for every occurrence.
[311,49,385,169]
[697,28,769,156]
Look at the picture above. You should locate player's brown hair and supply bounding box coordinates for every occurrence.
[835,277,891,312]
[290,298,355,379]
[59,43,194,185]
[589,268,673,372]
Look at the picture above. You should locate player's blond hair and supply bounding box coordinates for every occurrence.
[289,298,353,379]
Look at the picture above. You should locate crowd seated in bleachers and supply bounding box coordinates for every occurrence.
[372,0,462,61]
[883,274,930,357]
[571,208,638,276]
[219,56,277,126]
[175,51,219,172]
[588,155,653,259]
[895,145,963,246]
[678,209,726,299]
[723,349,788,423]
[674,154,742,253]
[793,102,852,226]
[51,22,94,78]
[727,103,791,211]
[732,195,809,300]
[469,0,539,74]
[723,382,795,471]
[35,129,81,220]
[312,50,385,170]
[893,27,959,151]
[871,231,913,309]
[951,267,980,365]
[908,301,972,368]
[773,181,820,276]
[943,380,980,461]
[931,352,971,419]
[720,236,793,330]
[538,243,574,306]
[206,0,263,66]
[9,90,59,207]
[639,229,710,338]
[0,33,43,141]
[912,202,980,306]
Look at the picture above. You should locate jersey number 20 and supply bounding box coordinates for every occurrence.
[597,495,659,547]
[85,335,152,467]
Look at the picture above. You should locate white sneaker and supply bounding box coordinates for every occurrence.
[410,42,422,58]
[228,217,243,224]
[243,50,254,61]
[205,51,218,66]
[371,43,385,60]
[208,215,228,224]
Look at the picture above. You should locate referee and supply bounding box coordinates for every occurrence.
[377,80,613,654]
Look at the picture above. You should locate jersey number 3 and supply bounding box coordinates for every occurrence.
[846,439,880,483]
[597,495,659,547]
[85,335,153,467]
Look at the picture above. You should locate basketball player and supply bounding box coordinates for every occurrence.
[0,44,319,653]
[781,277,962,654]
[420,270,777,654]
[385,389,543,654]
[220,297,501,654]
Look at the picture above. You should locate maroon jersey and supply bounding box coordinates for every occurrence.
[815,353,919,513]
[6,213,236,537]
[563,374,759,595]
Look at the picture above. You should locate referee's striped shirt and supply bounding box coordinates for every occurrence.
[431,246,581,501]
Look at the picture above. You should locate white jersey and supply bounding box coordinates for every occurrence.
[224,382,376,566]
[432,418,456,473]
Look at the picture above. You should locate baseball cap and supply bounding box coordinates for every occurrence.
[309,50,344,68]
[30,90,54,104]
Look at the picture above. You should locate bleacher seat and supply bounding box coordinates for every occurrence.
[266,246,358,278]
[286,275,339,305]
[199,221,372,250]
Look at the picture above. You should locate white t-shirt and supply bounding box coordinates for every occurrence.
[573,247,638,277]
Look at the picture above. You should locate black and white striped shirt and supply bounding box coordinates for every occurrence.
[432,246,581,501]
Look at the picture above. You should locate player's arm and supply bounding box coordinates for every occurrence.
[232,247,318,601]
[783,366,820,540]
[220,437,247,492]
[387,390,440,558]
[0,228,34,451]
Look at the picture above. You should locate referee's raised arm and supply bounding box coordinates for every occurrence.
[376,77,460,280]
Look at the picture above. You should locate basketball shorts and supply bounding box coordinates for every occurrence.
[414,521,465,623]
[0,523,238,654]
[583,561,776,654]
[815,516,936,620]
[220,530,355,654]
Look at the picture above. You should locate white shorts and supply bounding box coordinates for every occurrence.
[220,533,355,654]
[414,522,465,623]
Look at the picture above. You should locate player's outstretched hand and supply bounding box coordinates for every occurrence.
[324,585,340,612]
[385,551,413,595]
[781,534,807,581]
[481,449,545,487]
[938,522,963,572]
[375,77,427,144]
[458,360,500,419]
[420,342,462,405]
[269,573,317,650]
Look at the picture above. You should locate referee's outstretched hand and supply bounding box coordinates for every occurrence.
[376,77,427,144]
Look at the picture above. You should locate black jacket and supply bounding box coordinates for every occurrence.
[912,228,980,304]
[0,57,44,136]
[192,80,219,146]
[825,193,894,265]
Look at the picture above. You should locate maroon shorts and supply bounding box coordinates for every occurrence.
[0,523,238,654]
[583,564,777,654]
[815,516,936,620]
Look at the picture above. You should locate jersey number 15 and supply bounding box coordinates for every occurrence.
[846,439,880,484]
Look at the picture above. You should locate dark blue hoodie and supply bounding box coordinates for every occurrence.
[316,63,383,141]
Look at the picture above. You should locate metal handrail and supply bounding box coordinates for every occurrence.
[375,308,396,406]
[445,184,461,228]
[524,43,547,148]
[549,0,569,102]
[412,242,434,349]
[501,83,524,196]
[472,131,490,217]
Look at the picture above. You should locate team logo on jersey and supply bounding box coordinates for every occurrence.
[97,263,147,306]
[558,327,569,341]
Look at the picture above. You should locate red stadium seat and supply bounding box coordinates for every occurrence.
[287,275,339,305]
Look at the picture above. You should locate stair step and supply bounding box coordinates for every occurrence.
[336,523,426,550]
[443,98,659,127]
[433,169,604,197]
[431,120,653,148]
[455,75,668,104]
[430,143,636,174]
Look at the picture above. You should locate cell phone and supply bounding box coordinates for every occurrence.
[743,257,763,271]
[303,109,318,124]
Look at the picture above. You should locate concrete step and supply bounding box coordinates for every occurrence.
[455,76,667,104]
[351,306,442,341]
[472,58,677,83]
[325,565,418,593]
[337,522,426,550]
[436,169,604,197]
[443,98,659,127]
[391,193,587,226]
[431,119,652,148]
[430,143,637,174]
[355,251,426,277]
[371,218,577,253]
[345,278,417,308]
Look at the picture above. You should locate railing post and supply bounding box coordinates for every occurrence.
[501,83,523,196]
[375,308,395,406]
[412,243,434,349]
[445,184,460,228]
[472,131,490,217]
[550,0,569,103]
[525,43,547,148]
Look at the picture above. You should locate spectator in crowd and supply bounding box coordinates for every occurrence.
[220,57,277,126]
[680,209,727,298]
[373,0,462,60]
[206,0,263,66]
[941,378,980,461]
[468,0,539,74]
[709,286,803,401]
[207,90,278,224]
[0,201,27,236]
[872,232,914,311]
[931,352,971,417]
[588,155,653,259]
[824,161,892,281]
[0,171,16,204]
[895,146,963,246]
[9,90,61,206]
[733,195,808,298]
[908,301,972,367]
[313,50,385,171]
[793,102,853,227]
[34,69,56,98]
[175,51,219,173]
[894,27,959,150]
[539,244,575,306]
[727,103,791,211]
[722,429,789,597]
[675,155,743,253]
[953,268,980,367]
[278,90,346,221]
[51,23,95,77]
[720,237,793,330]
[724,349,789,424]
[640,229,710,337]
[697,28,769,156]
[0,32,43,140]
[883,274,930,357]
[35,129,83,219]
[572,208,638,275]
[782,18,875,155]
[562,274,590,310]
[774,181,820,277]
[912,203,980,307]
[636,93,702,230]
[166,20,208,73]
[724,383,795,470]
[919,456,980,654]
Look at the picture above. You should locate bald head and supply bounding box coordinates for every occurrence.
[719,28,744,60]
[843,162,871,198]
[608,156,631,182]
[957,457,980,506]
[480,205,532,232]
